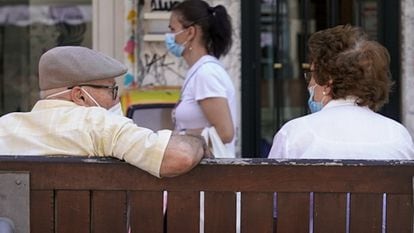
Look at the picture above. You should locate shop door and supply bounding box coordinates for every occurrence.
[241,0,399,157]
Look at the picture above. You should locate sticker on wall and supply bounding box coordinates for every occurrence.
[124,0,139,88]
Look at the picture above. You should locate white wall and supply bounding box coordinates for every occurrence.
[92,0,125,62]
[401,0,414,137]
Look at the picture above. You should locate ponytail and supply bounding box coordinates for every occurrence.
[207,5,232,58]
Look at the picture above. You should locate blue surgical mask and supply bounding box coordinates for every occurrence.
[165,29,187,57]
[307,85,324,113]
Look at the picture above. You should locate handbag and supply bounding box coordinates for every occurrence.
[201,127,230,158]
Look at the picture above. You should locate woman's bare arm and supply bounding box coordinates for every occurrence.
[198,97,234,143]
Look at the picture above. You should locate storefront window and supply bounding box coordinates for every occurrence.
[0,1,92,115]
[259,0,309,156]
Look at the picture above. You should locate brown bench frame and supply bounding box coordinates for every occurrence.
[0,156,413,233]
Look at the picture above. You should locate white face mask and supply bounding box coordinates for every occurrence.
[81,88,101,107]
[82,88,123,116]
[108,102,124,116]
[45,89,71,99]
[47,87,123,115]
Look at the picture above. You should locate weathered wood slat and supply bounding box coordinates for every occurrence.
[204,191,236,233]
[166,191,199,233]
[30,190,54,233]
[241,192,273,233]
[1,157,414,193]
[55,190,90,233]
[91,191,127,233]
[1,157,414,233]
[386,194,412,233]
[349,193,382,233]
[277,192,309,233]
[314,193,346,233]
[129,191,164,233]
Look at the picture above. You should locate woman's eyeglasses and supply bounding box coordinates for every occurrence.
[68,84,119,100]
[303,71,314,83]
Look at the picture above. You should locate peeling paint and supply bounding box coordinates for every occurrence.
[1,156,414,167]
[200,158,414,166]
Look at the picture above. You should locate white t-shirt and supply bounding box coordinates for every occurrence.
[174,55,237,157]
[268,98,414,160]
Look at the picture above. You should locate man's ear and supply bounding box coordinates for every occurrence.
[70,87,87,106]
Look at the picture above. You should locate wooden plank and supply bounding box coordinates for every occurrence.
[128,191,164,233]
[2,157,414,193]
[349,193,382,233]
[204,191,236,233]
[91,191,127,233]
[386,194,412,233]
[4,157,413,233]
[31,190,54,233]
[241,192,273,233]
[166,191,199,233]
[314,193,346,233]
[277,192,309,233]
[55,190,90,233]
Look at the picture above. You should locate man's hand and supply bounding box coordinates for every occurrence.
[172,129,213,158]
[160,134,211,177]
[187,134,214,159]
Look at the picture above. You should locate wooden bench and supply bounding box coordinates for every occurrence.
[0,156,413,233]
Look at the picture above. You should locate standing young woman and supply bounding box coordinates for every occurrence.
[166,0,236,157]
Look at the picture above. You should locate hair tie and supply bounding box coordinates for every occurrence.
[208,6,216,16]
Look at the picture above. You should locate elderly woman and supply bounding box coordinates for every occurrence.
[268,25,414,159]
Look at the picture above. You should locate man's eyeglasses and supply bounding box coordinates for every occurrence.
[68,84,119,100]
[303,70,314,83]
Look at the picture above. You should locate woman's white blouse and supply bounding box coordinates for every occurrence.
[268,98,414,160]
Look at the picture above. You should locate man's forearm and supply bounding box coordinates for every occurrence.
[159,134,209,177]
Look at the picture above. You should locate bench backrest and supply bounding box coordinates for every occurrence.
[0,156,413,233]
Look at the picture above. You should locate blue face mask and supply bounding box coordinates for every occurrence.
[165,30,187,57]
[307,85,324,113]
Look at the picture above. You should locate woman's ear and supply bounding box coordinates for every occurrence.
[187,25,197,41]
[323,79,333,96]
[70,87,88,106]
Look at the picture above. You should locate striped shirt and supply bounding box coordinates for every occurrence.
[0,99,171,177]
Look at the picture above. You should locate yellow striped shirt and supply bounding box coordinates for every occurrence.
[0,99,171,177]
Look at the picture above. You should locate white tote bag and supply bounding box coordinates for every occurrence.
[201,127,230,158]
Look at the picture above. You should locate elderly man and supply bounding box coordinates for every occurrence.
[0,46,209,178]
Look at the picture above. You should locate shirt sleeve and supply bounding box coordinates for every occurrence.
[268,129,289,159]
[97,114,172,178]
[193,64,228,100]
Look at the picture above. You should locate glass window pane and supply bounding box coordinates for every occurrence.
[0,1,92,115]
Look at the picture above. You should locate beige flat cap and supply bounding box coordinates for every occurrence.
[39,46,128,90]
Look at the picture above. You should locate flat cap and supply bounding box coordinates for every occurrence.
[39,46,127,90]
